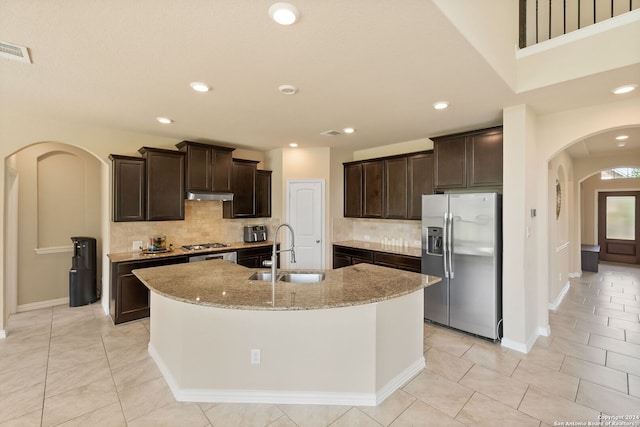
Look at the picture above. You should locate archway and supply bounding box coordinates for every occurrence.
[4,142,105,314]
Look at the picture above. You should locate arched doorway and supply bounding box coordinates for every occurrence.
[5,142,104,313]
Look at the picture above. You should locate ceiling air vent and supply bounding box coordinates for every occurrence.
[321,130,343,136]
[0,41,32,64]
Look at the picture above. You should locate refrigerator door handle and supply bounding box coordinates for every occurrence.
[448,212,454,278]
[442,213,449,279]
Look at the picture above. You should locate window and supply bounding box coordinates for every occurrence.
[606,196,635,240]
[601,168,640,180]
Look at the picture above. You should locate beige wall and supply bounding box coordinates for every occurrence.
[581,173,640,245]
[547,151,574,306]
[9,143,103,308]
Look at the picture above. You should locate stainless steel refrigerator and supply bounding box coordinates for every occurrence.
[421,193,502,340]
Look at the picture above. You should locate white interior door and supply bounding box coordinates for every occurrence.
[287,180,324,269]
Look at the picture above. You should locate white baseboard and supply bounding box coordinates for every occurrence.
[0,329,6,339]
[501,327,545,354]
[149,343,424,406]
[375,357,425,405]
[568,271,581,278]
[548,282,570,311]
[17,297,69,312]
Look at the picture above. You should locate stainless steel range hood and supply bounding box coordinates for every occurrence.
[186,191,234,201]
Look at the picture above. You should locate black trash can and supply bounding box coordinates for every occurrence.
[69,236,98,307]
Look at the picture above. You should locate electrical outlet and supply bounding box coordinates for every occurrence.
[251,349,261,364]
[413,240,421,247]
[364,235,370,241]
[133,240,143,250]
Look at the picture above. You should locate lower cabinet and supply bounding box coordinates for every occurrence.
[237,244,279,268]
[332,245,420,273]
[110,255,188,324]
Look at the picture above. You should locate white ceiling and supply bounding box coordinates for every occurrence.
[1,0,638,155]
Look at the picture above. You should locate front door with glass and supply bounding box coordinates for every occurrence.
[598,191,640,264]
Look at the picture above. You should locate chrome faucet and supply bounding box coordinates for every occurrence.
[263,223,296,304]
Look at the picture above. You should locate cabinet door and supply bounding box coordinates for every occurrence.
[115,273,150,324]
[363,161,384,218]
[468,130,503,187]
[227,160,257,217]
[434,136,467,189]
[110,155,145,222]
[212,149,233,192]
[185,144,212,191]
[384,157,408,218]
[256,170,272,217]
[407,152,434,219]
[344,163,363,217]
[140,148,185,221]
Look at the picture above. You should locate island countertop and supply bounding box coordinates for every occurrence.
[133,260,440,311]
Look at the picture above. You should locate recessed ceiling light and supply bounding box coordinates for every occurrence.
[616,135,629,140]
[289,143,298,148]
[156,117,173,124]
[612,84,637,95]
[343,127,355,134]
[617,142,627,147]
[190,82,211,92]
[268,2,299,25]
[278,84,298,95]
[433,101,449,110]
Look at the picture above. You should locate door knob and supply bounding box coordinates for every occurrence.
[316,240,321,243]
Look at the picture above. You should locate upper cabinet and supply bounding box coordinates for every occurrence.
[256,170,272,218]
[223,159,258,218]
[433,126,503,191]
[109,155,146,222]
[363,160,384,218]
[138,147,186,221]
[407,152,434,219]
[176,141,235,193]
[344,163,363,217]
[344,150,433,220]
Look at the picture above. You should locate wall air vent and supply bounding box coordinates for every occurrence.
[0,41,32,64]
[320,130,343,136]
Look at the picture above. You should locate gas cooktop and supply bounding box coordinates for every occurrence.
[181,243,230,251]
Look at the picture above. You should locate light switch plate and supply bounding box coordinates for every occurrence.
[133,240,143,250]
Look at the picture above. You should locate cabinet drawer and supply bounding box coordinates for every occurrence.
[374,252,421,272]
[333,246,374,262]
[115,256,188,274]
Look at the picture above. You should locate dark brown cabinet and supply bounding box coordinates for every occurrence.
[256,170,272,218]
[138,147,186,221]
[110,255,188,324]
[363,161,384,218]
[344,163,363,217]
[433,126,503,191]
[384,157,408,219]
[176,141,235,193]
[237,244,279,268]
[332,244,420,273]
[332,245,374,268]
[110,155,145,222]
[344,150,433,220]
[223,159,258,218]
[408,152,434,219]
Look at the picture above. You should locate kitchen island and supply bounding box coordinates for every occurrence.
[133,260,440,406]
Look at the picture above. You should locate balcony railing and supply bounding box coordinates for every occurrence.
[519,0,639,47]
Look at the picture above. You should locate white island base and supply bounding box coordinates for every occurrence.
[148,289,425,406]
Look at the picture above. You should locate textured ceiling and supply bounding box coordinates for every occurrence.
[1,0,638,155]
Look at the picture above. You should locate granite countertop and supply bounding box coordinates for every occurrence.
[133,260,440,311]
[333,240,422,258]
[107,241,276,263]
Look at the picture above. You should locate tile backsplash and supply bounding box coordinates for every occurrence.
[332,217,422,247]
[109,200,280,253]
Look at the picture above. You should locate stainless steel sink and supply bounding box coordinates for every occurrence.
[247,271,273,281]
[279,273,325,283]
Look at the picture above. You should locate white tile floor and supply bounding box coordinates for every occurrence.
[1,262,639,426]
